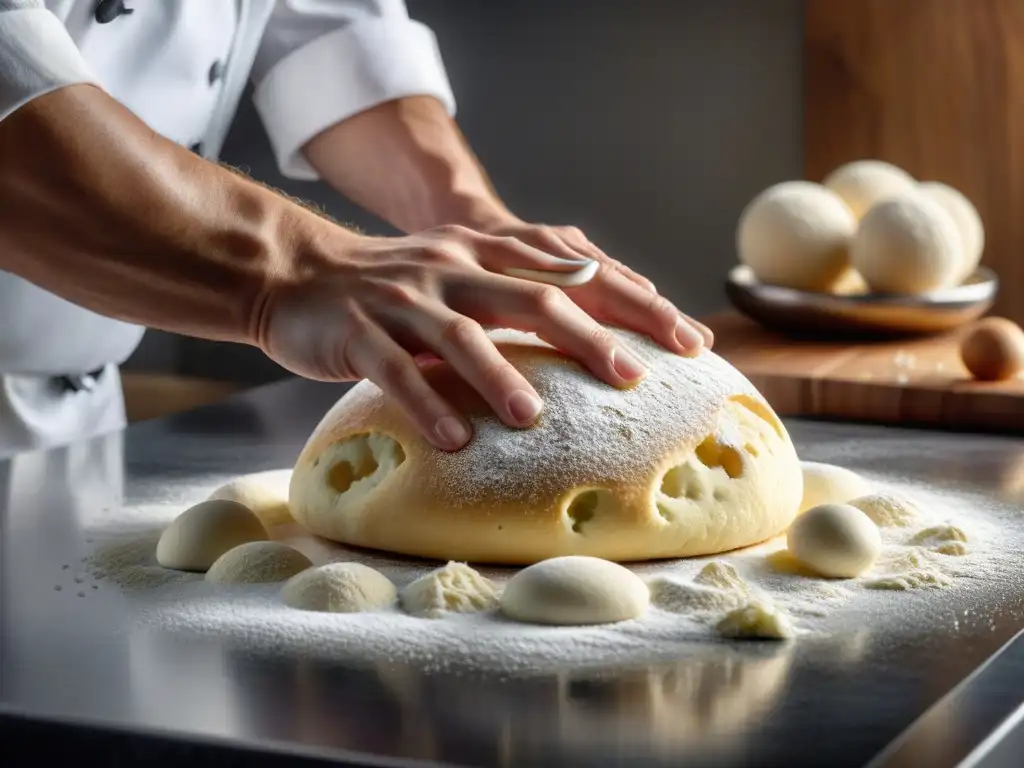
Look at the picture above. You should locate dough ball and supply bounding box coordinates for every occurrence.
[851,193,962,294]
[208,470,293,527]
[736,181,856,291]
[959,317,1024,381]
[823,159,916,220]
[399,562,499,619]
[847,492,919,528]
[715,600,794,640]
[156,499,268,572]
[787,503,882,578]
[205,541,312,584]
[918,181,984,283]
[500,556,649,626]
[799,461,872,514]
[289,327,803,565]
[281,562,396,613]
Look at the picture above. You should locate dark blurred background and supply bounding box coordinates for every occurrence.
[124,0,804,386]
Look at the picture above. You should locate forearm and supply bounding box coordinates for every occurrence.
[0,84,352,344]
[303,95,515,234]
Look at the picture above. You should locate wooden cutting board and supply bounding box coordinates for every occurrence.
[702,311,1024,435]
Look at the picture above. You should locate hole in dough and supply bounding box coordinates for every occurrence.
[728,394,784,439]
[713,487,729,502]
[565,489,613,534]
[324,433,406,495]
[694,435,744,479]
[656,501,673,522]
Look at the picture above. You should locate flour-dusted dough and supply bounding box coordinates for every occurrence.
[399,562,499,618]
[787,503,882,578]
[918,181,985,283]
[156,499,268,572]
[501,556,649,626]
[736,181,856,291]
[205,541,312,584]
[851,193,962,294]
[288,328,803,565]
[716,600,794,640]
[208,470,293,527]
[848,492,919,528]
[823,160,916,220]
[281,562,397,613]
[799,462,871,514]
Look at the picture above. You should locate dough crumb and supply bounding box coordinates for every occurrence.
[400,562,499,619]
[648,575,744,615]
[910,524,969,556]
[864,569,952,591]
[716,600,794,640]
[848,492,920,528]
[694,561,749,593]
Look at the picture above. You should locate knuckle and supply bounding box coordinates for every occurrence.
[375,280,419,308]
[437,223,472,240]
[439,315,483,348]
[528,285,564,313]
[422,244,455,264]
[647,294,677,321]
[560,225,586,241]
[585,325,618,352]
[374,356,409,388]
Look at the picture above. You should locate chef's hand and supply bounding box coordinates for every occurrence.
[255,223,708,451]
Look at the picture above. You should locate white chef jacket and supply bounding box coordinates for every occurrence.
[0,0,456,457]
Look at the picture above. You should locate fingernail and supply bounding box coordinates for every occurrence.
[675,318,704,350]
[507,390,543,425]
[435,416,471,448]
[611,347,647,382]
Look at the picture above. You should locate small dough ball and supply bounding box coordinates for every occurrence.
[156,499,268,572]
[848,492,919,528]
[736,181,856,291]
[208,470,293,527]
[851,193,962,294]
[399,562,499,619]
[500,555,650,626]
[800,461,872,514]
[205,541,312,584]
[281,562,396,613]
[823,160,916,220]
[716,600,794,640]
[918,181,984,283]
[787,503,882,578]
[959,317,1024,382]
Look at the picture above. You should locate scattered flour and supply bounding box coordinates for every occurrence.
[75,462,1024,675]
[716,600,794,640]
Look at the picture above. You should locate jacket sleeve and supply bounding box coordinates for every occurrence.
[0,0,100,123]
[252,0,456,181]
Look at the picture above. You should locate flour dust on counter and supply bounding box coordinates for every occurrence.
[78,463,1024,677]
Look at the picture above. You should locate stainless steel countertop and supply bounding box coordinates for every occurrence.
[2,377,1024,768]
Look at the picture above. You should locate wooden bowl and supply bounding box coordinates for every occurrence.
[725,265,998,340]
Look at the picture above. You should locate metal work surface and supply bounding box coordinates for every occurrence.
[2,377,1024,767]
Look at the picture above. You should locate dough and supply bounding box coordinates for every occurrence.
[851,193,962,294]
[500,555,649,626]
[205,541,312,584]
[399,562,499,619]
[911,525,969,556]
[822,160,916,220]
[787,503,882,578]
[208,470,293,527]
[648,576,744,614]
[288,327,803,564]
[156,499,268,572]
[281,562,396,613]
[736,181,856,291]
[716,600,794,639]
[799,461,871,514]
[918,181,984,283]
[848,492,919,528]
[959,317,1024,381]
[693,561,749,594]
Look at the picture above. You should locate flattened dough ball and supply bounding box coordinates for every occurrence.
[736,181,856,291]
[823,160,916,220]
[288,327,803,565]
[208,469,293,527]
[959,317,1024,382]
[851,193,962,294]
[501,556,649,625]
[918,181,984,284]
[281,562,396,613]
[156,499,268,572]
[205,541,312,584]
[787,503,881,578]
[799,461,872,514]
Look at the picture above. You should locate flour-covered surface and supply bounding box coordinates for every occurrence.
[78,452,1024,677]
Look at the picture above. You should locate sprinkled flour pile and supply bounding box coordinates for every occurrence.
[78,461,1024,676]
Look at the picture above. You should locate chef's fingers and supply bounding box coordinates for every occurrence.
[567,266,707,355]
[409,303,546,429]
[341,310,472,451]
[465,230,599,287]
[447,273,648,388]
[553,226,660,295]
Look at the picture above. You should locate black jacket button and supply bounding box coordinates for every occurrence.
[94,0,133,24]
[208,60,226,85]
[190,142,203,155]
